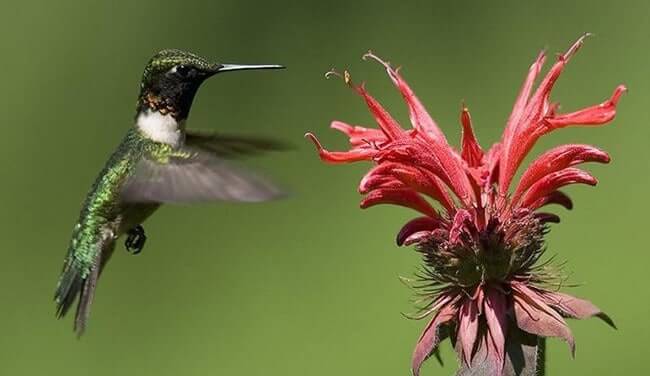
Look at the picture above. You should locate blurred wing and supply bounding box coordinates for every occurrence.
[185,130,291,158]
[121,146,284,204]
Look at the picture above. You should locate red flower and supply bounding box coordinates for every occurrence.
[306,35,625,375]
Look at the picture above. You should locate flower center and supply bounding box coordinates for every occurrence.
[416,210,546,289]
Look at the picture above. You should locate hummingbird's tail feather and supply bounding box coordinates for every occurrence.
[54,250,100,336]
[55,237,115,336]
[73,253,101,336]
[55,263,83,319]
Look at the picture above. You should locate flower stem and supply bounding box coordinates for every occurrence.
[537,338,546,376]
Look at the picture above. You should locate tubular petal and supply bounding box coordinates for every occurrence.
[498,35,611,194]
[485,143,502,187]
[412,304,456,376]
[397,216,444,246]
[420,146,473,208]
[403,231,434,246]
[544,85,627,129]
[363,51,448,143]
[527,190,573,211]
[359,163,451,210]
[360,163,400,185]
[305,132,377,163]
[502,50,546,148]
[392,166,455,213]
[330,121,388,147]
[359,164,406,193]
[360,188,438,217]
[460,107,484,168]
[353,61,475,205]
[522,34,590,130]
[359,176,405,193]
[513,144,609,201]
[412,142,472,207]
[519,168,597,209]
[534,212,561,224]
[354,83,405,140]
[377,140,473,206]
[449,209,472,244]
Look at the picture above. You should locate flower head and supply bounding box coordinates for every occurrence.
[306,35,625,375]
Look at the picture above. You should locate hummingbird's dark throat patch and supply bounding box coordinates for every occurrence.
[139,93,179,118]
[137,75,203,121]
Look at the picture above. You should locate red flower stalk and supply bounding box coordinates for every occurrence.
[306,35,625,375]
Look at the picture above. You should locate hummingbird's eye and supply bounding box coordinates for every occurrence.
[173,65,194,78]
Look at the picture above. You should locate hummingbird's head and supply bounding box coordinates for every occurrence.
[137,49,283,120]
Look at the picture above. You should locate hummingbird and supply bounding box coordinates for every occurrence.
[55,49,285,335]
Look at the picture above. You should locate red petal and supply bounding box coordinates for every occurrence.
[460,106,484,168]
[513,144,609,202]
[527,190,573,211]
[377,140,473,207]
[403,231,433,246]
[363,51,448,143]
[305,132,377,163]
[449,209,472,244]
[396,216,443,246]
[541,291,615,328]
[359,176,405,193]
[512,283,575,356]
[412,304,457,376]
[498,35,623,194]
[391,165,455,213]
[519,35,589,135]
[353,82,404,140]
[498,38,577,193]
[360,188,437,217]
[485,143,502,187]
[330,121,388,148]
[519,168,597,209]
[544,85,627,129]
[483,287,508,374]
[423,148,474,208]
[501,50,546,155]
[359,163,453,213]
[355,58,475,205]
[359,163,405,193]
[534,212,561,224]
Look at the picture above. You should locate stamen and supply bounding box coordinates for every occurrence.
[304,132,324,151]
[362,50,386,65]
[325,69,356,89]
[324,68,341,79]
[363,50,399,78]
[562,33,592,61]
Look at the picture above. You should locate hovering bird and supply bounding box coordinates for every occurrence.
[55,49,285,335]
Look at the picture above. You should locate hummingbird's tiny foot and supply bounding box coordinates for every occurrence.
[125,225,146,255]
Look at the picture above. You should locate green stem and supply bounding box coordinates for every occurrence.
[537,338,546,376]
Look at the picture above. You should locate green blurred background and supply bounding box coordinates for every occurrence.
[0,0,646,375]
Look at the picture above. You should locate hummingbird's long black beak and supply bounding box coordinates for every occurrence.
[215,64,285,73]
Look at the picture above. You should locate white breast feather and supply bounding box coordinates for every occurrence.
[136,110,183,146]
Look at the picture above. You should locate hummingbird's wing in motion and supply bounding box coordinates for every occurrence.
[120,140,285,204]
[184,130,291,158]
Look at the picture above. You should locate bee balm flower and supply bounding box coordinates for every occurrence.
[306,35,625,375]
